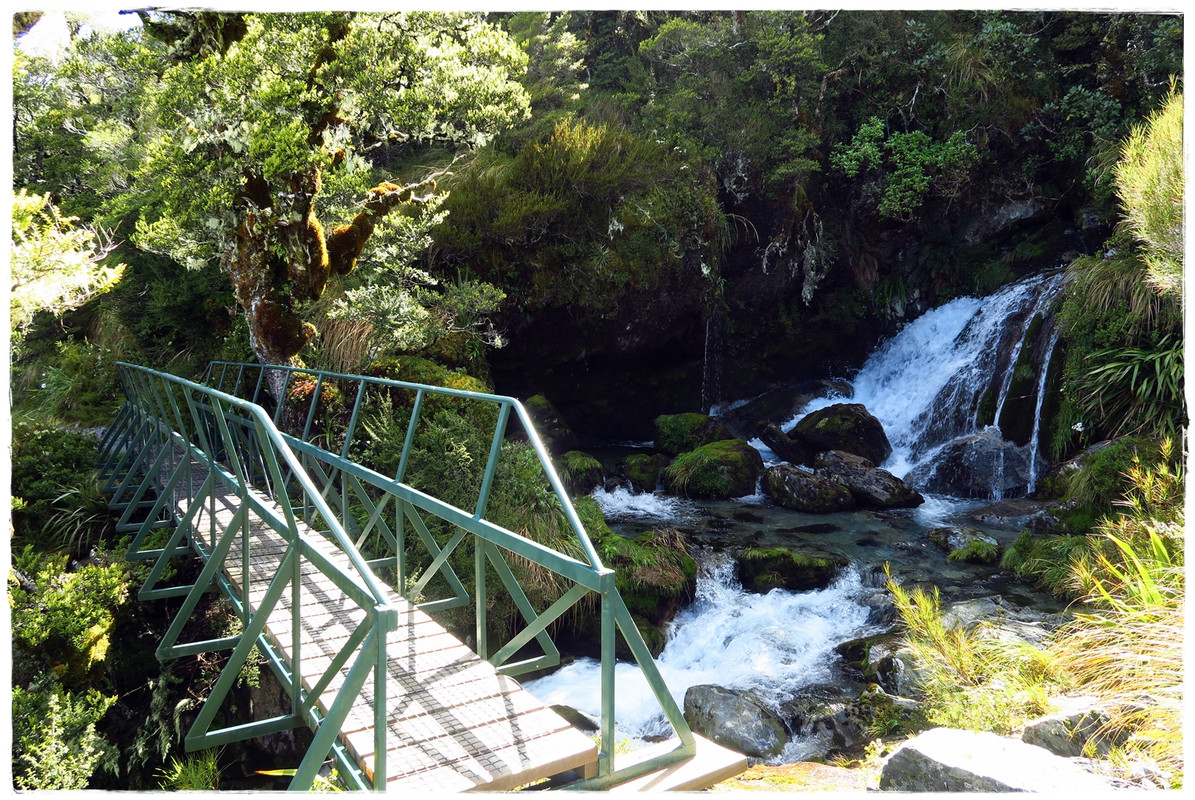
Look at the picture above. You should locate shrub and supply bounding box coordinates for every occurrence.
[11,675,117,790]
[10,422,101,545]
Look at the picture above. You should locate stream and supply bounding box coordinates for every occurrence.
[525,270,1071,761]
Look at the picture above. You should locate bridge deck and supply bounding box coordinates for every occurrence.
[174,460,598,791]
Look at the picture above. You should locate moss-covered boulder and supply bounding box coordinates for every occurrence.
[736,547,846,594]
[814,450,924,509]
[764,464,856,513]
[558,450,604,496]
[653,413,735,456]
[928,527,1002,564]
[662,439,764,499]
[793,403,892,466]
[524,393,580,455]
[624,452,671,493]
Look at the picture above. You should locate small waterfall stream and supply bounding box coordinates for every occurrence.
[529,270,1069,760]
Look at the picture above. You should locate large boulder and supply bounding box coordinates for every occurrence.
[792,403,892,466]
[653,413,735,456]
[622,452,671,493]
[735,547,846,594]
[763,464,856,513]
[523,393,580,455]
[908,426,1033,499]
[1021,695,1123,758]
[879,727,1114,791]
[662,439,764,499]
[683,684,788,760]
[814,450,924,509]
[557,450,604,496]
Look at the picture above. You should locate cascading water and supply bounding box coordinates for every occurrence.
[524,552,875,755]
[778,271,1066,496]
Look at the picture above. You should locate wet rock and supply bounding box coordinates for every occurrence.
[879,727,1115,791]
[940,595,1067,648]
[551,704,599,734]
[908,426,1033,499]
[622,452,671,493]
[662,439,764,499]
[792,403,892,466]
[814,450,924,509]
[1021,695,1123,758]
[735,546,846,593]
[763,464,856,513]
[684,684,788,760]
[758,423,814,465]
[717,380,853,439]
[653,413,735,456]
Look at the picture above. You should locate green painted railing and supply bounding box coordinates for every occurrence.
[101,361,695,791]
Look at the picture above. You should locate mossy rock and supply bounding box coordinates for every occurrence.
[624,452,671,493]
[736,547,845,593]
[661,439,764,499]
[653,413,735,456]
[558,450,604,496]
[524,393,580,455]
[764,464,856,513]
[793,403,892,466]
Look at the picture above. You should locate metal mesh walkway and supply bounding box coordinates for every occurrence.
[180,459,598,790]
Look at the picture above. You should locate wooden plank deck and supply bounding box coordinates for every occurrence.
[168,456,599,791]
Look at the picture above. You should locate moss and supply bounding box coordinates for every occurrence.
[946,539,1001,564]
[624,452,670,493]
[661,439,763,499]
[653,413,734,456]
[736,547,844,593]
[558,450,603,496]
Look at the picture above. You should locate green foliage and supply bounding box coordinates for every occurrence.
[16,338,125,426]
[9,422,106,545]
[831,117,979,221]
[558,450,604,496]
[661,439,762,499]
[158,750,223,790]
[946,539,1001,564]
[888,574,1067,734]
[434,116,723,315]
[9,189,125,355]
[1114,88,1183,297]
[1001,532,1095,596]
[11,553,132,686]
[11,675,118,790]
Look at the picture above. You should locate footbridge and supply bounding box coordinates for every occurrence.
[98,362,746,791]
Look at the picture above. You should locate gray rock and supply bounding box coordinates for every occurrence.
[908,426,1032,500]
[926,526,999,553]
[814,450,924,509]
[1021,696,1122,758]
[793,403,893,466]
[683,684,788,760]
[763,463,856,513]
[880,727,1116,791]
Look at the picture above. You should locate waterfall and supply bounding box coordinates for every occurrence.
[780,271,1066,493]
[1026,325,1062,493]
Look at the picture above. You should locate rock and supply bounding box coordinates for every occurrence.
[939,595,1067,648]
[557,450,604,495]
[622,452,671,493]
[857,638,927,698]
[908,426,1032,499]
[653,413,735,456]
[662,439,764,499]
[684,684,788,760]
[879,727,1114,791]
[551,704,599,734]
[814,450,924,509]
[792,403,892,465]
[524,393,579,455]
[1021,696,1123,758]
[763,464,856,513]
[926,527,1001,563]
[758,423,815,465]
[713,760,868,793]
[716,380,854,440]
[735,547,846,593]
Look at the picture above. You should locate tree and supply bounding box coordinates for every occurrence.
[127,11,530,378]
[9,190,123,354]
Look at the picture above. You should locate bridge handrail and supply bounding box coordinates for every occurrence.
[200,360,607,572]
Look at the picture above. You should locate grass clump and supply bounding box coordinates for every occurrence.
[946,539,1001,564]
